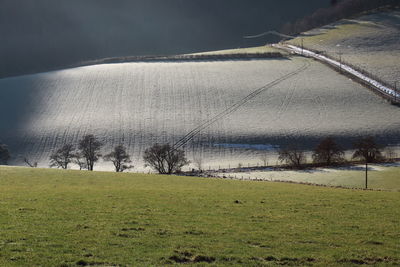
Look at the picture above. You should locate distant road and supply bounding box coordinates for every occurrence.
[274,43,400,104]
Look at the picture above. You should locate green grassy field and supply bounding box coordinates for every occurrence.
[0,167,399,266]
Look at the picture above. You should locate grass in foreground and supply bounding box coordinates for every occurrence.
[0,166,399,266]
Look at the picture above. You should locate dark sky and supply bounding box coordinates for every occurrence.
[0,0,330,77]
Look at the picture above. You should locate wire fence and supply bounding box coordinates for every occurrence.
[301,46,399,103]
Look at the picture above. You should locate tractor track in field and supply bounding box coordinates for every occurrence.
[173,59,311,150]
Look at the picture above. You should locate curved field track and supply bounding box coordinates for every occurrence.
[0,57,399,170]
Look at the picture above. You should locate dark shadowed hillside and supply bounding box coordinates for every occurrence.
[0,0,330,78]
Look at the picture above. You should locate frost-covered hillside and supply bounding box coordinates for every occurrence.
[0,57,399,170]
[289,10,400,86]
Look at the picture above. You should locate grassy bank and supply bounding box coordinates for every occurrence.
[0,167,399,266]
[216,164,400,191]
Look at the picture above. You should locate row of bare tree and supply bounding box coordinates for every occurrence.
[48,135,132,172]
[0,135,396,173]
[0,135,188,174]
[278,136,392,169]
[49,135,189,174]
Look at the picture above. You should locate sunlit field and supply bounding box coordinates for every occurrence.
[0,56,399,171]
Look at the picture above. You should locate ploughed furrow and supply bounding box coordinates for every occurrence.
[173,60,311,150]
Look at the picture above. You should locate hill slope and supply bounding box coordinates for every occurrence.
[0,0,329,78]
[0,57,399,170]
[288,9,400,86]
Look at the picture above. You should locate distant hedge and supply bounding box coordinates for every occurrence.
[80,52,285,66]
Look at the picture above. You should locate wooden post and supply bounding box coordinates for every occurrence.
[365,161,368,189]
[337,52,343,73]
[301,38,304,55]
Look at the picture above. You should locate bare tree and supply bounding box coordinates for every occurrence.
[352,136,384,190]
[73,152,87,170]
[104,145,133,172]
[384,147,397,162]
[278,145,306,169]
[0,143,11,165]
[49,144,75,169]
[24,157,37,168]
[193,157,203,172]
[259,152,268,167]
[78,134,102,171]
[352,136,383,163]
[143,144,189,174]
[312,137,344,166]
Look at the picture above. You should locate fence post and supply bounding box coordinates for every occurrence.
[365,162,368,189]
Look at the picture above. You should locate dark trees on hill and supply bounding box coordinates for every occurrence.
[312,137,344,166]
[143,144,189,174]
[278,145,306,169]
[352,136,384,163]
[282,0,399,35]
[78,134,102,171]
[104,145,133,173]
[49,144,75,169]
[0,144,11,165]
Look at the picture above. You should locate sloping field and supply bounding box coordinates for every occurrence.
[0,57,399,170]
[0,167,399,266]
[288,10,400,86]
